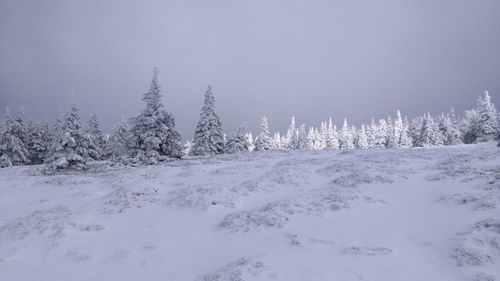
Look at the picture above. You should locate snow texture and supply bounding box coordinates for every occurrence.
[1,143,500,281]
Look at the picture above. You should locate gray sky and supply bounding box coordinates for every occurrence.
[1,0,499,138]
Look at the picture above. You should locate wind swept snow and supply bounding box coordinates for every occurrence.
[1,144,499,281]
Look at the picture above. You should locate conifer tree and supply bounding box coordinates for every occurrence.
[446,107,463,145]
[388,110,412,148]
[315,127,322,149]
[26,121,50,164]
[45,97,87,170]
[225,124,249,153]
[84,113,106,160]
[462,109,480,144]
[297,124,308,149]
[330,124,340,149]
[105,118,129,160]
[372,119,388,149]
[307,127,317,149]
[254,116,272,151]
[475,91,499,142]
[339,118,354,149]
[318,122,327,149]
[402,115,413,147]
[0,109,30,167]
[272,132,283,150]
[128,68,184,163]
[325,118,336,148]
[357,125,369,149]
[191,85,225,156]
[416,113,444,147]
[245,132,255,151]
[285,116,298,150]
[366,118,377,148]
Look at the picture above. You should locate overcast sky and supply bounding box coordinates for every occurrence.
[1,0,499,138]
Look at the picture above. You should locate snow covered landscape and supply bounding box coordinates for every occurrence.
[1,1,500,280]
[1,143,499,281]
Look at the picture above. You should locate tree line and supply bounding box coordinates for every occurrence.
[0,68,499,170]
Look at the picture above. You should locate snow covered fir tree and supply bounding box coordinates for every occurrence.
[44,97,87,170]
[254,116,272,151]
[127,68,184,164]
[0,109,30,167]
[84,113,106,161]
[224,124,249,153]
[190,85,225,156]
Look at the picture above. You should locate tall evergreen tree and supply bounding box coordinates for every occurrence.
[297,124,308,149]
[357,125,369,149]
[84,113,106,160]
[388,110,412,148]
[128,68,184,163]
[285,116,298,150]
[372,119,388,149]
[462,109,480,144]
[416,113,444,147]
[307,126,317,149]
[330,124,340,149]
[190,85,225,156]
[272,132,283,150]
[339,118,354,149]
[45,97,87,170]
[325,118,336,148]
[254,116,272,151]
[475,91,499,142]
[26,121,50,164]
[366,118,376,148]
[105,118,130,160]
[225,124,249,153]
[0,109,30,167]
[317,122,327,149]
[446,107,463,145]
[245,132,255,151]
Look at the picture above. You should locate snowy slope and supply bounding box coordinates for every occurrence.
[1,144,499,281]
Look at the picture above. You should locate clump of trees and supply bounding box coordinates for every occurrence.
[0,68,498,171]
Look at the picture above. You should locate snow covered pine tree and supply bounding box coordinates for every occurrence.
[0,109,30,167]
[225,124,249,153]
[475,91,499,143]
[190,85,225,156]
[84,113,106,160]
[127,68,184,164]
[254,116,272,151]
[105,118,130,160]
[26,121,50,164]
[44,97,87,170]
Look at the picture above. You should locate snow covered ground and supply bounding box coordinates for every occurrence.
[1,144,499,281]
